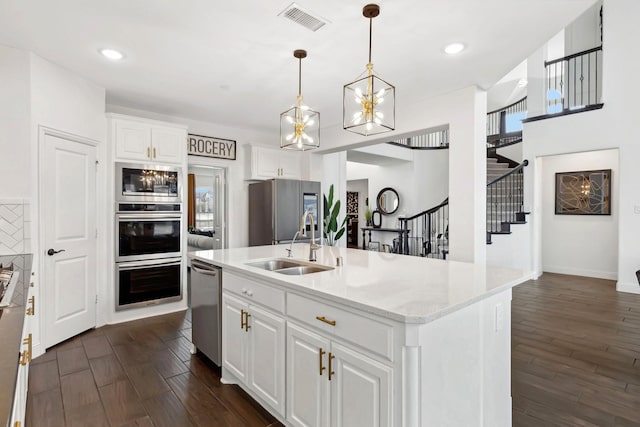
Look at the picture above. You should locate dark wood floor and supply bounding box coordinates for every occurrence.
[26,311,283,427]
[512,273,640,426]
[26,273,640,426]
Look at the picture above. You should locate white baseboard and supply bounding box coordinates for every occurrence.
[542,265,617,281]
[616,281,640,295]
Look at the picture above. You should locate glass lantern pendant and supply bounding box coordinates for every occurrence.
[280,50,320,151]
[343,4,395,136]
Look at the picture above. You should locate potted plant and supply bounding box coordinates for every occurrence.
[364,206,373,226]
[323,184,348,246]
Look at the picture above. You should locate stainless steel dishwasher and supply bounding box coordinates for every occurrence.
[190,259,221,365]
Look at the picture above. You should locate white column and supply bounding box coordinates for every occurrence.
[448,86,487,264]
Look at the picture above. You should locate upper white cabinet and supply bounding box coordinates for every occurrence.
[110,114,187,164]
[250,146,303,180]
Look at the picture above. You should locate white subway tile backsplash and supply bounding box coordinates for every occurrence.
[0,198,27,256]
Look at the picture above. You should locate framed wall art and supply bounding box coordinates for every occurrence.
[555,169,611,215]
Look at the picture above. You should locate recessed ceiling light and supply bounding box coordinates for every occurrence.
[444,43,465,55]
[99,48,124,61]
[517,78,528,88]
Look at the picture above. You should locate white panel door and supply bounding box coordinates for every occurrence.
[42,132,97,347]
[222,293,249,383]
[115,120,151,161]
[286,322,331,427]
[151,127,184,164]
[248,304,286,416]
[330,342,393,427]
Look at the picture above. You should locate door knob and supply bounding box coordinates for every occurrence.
[47,248,66,256]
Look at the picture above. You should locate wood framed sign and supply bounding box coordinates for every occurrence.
[188,134,236,160]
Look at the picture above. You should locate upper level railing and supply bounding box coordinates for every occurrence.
[545,46,602,114]
[487,96,527,140]
[388,126,449,150]
[397,198,449,259]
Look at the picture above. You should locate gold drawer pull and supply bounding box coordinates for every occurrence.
[19,333,32,365]
[319,348,326,376]
[316,316,336,326]
[26,296,35,316]
[24,333,32,363]
[147,147,151,158]
[153,147,157,158]
[244,313,251,332]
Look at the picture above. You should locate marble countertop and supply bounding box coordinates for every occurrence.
[190,245,533,324]
[0,254,33,426]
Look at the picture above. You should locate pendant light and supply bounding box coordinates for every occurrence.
[280,49,320,151]
[343,4,395,136]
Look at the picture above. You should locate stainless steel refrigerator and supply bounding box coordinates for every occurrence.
[249,179,321,246]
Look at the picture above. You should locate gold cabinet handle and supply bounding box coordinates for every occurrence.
[328,352,335,381]
[15,421,21,427]
[316,316,336,326]
[153,147,157,158]
[240,309,246,330]
[244,312,251,332]
[30,281,34,288]
[147,147,151,158]
[26,296,35,316]
[319,348,326,376]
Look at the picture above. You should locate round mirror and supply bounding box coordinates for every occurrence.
[376,187,399,215]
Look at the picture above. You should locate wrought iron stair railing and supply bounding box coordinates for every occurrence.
[486,96,527,149]
[487,159,529,243]
[397,198,449,259]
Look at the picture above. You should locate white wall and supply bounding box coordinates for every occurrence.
[523,0,640,294]
[565,0,603,55]
[0,45,30,198]
[541,149,618,279]
[106,104,279,248]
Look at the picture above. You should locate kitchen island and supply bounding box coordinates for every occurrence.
[190,245,533,427]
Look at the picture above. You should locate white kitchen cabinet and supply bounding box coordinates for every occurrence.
[221,288,286,417]
[250,146,303,180]
[9,281,35,427]
[287,322,331,427]
[286,321,392,427]
[111,115,186,164]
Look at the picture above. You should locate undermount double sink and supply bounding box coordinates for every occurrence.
[246,258,334,275]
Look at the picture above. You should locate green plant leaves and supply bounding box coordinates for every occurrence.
[322,184,347,246]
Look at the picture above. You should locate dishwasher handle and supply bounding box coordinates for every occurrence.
[191,262,219,276]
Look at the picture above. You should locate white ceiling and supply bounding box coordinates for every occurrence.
[0,0,596,134]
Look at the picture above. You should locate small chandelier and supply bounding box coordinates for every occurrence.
[280,49,320,151]
[343,4,395,136]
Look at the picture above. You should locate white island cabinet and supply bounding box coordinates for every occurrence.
[191,245,533,427]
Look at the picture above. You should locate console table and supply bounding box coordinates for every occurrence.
[361,227,409,252]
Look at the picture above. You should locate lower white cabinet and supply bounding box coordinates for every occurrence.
[286,321,393,427]
[222,292,286,417]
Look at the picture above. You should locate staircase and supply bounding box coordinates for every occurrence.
[486,156,528,244]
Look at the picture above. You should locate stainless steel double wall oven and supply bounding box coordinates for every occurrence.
[115,162,183,310]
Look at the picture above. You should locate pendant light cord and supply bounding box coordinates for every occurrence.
[368,17,373,64]
[298,57,302,97]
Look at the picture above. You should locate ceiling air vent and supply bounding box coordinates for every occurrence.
[279,3,328,32]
